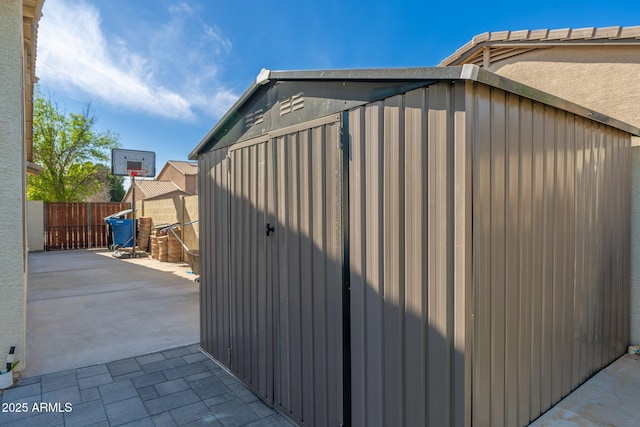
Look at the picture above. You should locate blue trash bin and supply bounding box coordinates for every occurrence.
[105,218,137,248]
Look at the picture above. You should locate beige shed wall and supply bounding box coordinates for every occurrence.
[488,45,640,347]
[487,46,640,128]
[0,0,27,372]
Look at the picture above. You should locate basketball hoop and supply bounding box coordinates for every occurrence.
[127,168,150,178]
[110,149,156,259]
[126,167,150,259]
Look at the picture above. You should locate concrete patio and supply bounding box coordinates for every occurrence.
[26,249,200,376]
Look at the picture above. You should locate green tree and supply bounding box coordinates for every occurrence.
[27,92,121,201]
[93,164,126,202]
[107,174,126,202]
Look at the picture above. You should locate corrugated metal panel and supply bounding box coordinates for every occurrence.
[469,82,631,426]
[349,80,630,427]
[349,83,470,427]
[199,147,230,364]
[227,138,274,402]
[272,117,343,426]
[201,115,343,426]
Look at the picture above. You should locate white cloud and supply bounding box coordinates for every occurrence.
[37,0,237,121]
[204,26,233,54]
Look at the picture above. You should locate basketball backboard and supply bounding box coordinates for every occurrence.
[111,149,156,177]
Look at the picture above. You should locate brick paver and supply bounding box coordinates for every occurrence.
[0,344,295,427]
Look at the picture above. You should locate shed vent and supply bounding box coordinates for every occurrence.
[280,93,304,116]
[245,109,264,129]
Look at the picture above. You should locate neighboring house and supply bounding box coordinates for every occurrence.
[122,160,198,203]
[0,0,45,373]
[157,160,198,195]
[441,25,640,346]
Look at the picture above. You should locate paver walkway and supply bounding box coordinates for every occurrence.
[0,344,294,427]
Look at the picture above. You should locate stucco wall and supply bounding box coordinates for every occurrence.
[157,167,186,192]
[157,165,198,194]
[632,146,640,345]
[0,0,27,372]
[27,201,44,252]
[185,175,197,194]
[488,46,640,128]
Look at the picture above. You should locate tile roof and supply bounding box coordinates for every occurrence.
[167,160,198,175]
[440,25,640,66]
[132,180,192,199]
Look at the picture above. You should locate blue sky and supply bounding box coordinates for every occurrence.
[36,0,640,176]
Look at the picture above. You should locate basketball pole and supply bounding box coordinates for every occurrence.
[131,171,137,258]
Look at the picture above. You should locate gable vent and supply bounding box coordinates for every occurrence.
[245,109,264,129]
[280,93,304,116]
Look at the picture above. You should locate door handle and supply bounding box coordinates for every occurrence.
[266,223,275,236]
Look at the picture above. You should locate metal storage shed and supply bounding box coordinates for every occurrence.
[190,65,638,427]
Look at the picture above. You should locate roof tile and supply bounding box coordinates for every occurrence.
[490,31,511,41]
[528,29,549,40]
[546,28,571,40]
[620,26,640,39]
[509,30,530,41]
[594,26,622,39]
[473,32,491,43]
[568,27,596,40]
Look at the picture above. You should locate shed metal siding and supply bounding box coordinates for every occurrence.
[349,82,471,427]
[199,147,230,364]
[469,81,630,426]
[199,115,344,427]
[199,68,633,427]
[271,119,343,425]
[348,80,631,427]
[228,138,274,402]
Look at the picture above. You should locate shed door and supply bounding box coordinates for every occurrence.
[228,138,276,404]
[272,116,344,426]
[227,114,344,426]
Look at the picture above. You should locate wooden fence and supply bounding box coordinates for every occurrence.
[45,202,130,251]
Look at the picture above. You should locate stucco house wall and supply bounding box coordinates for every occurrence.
[156,161,198,194]
[27,200,44,252]
[0,0,28,373]
[483,45,640,129]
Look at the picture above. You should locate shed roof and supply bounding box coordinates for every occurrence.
[190,64,639,158]
[439,26,640,67]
